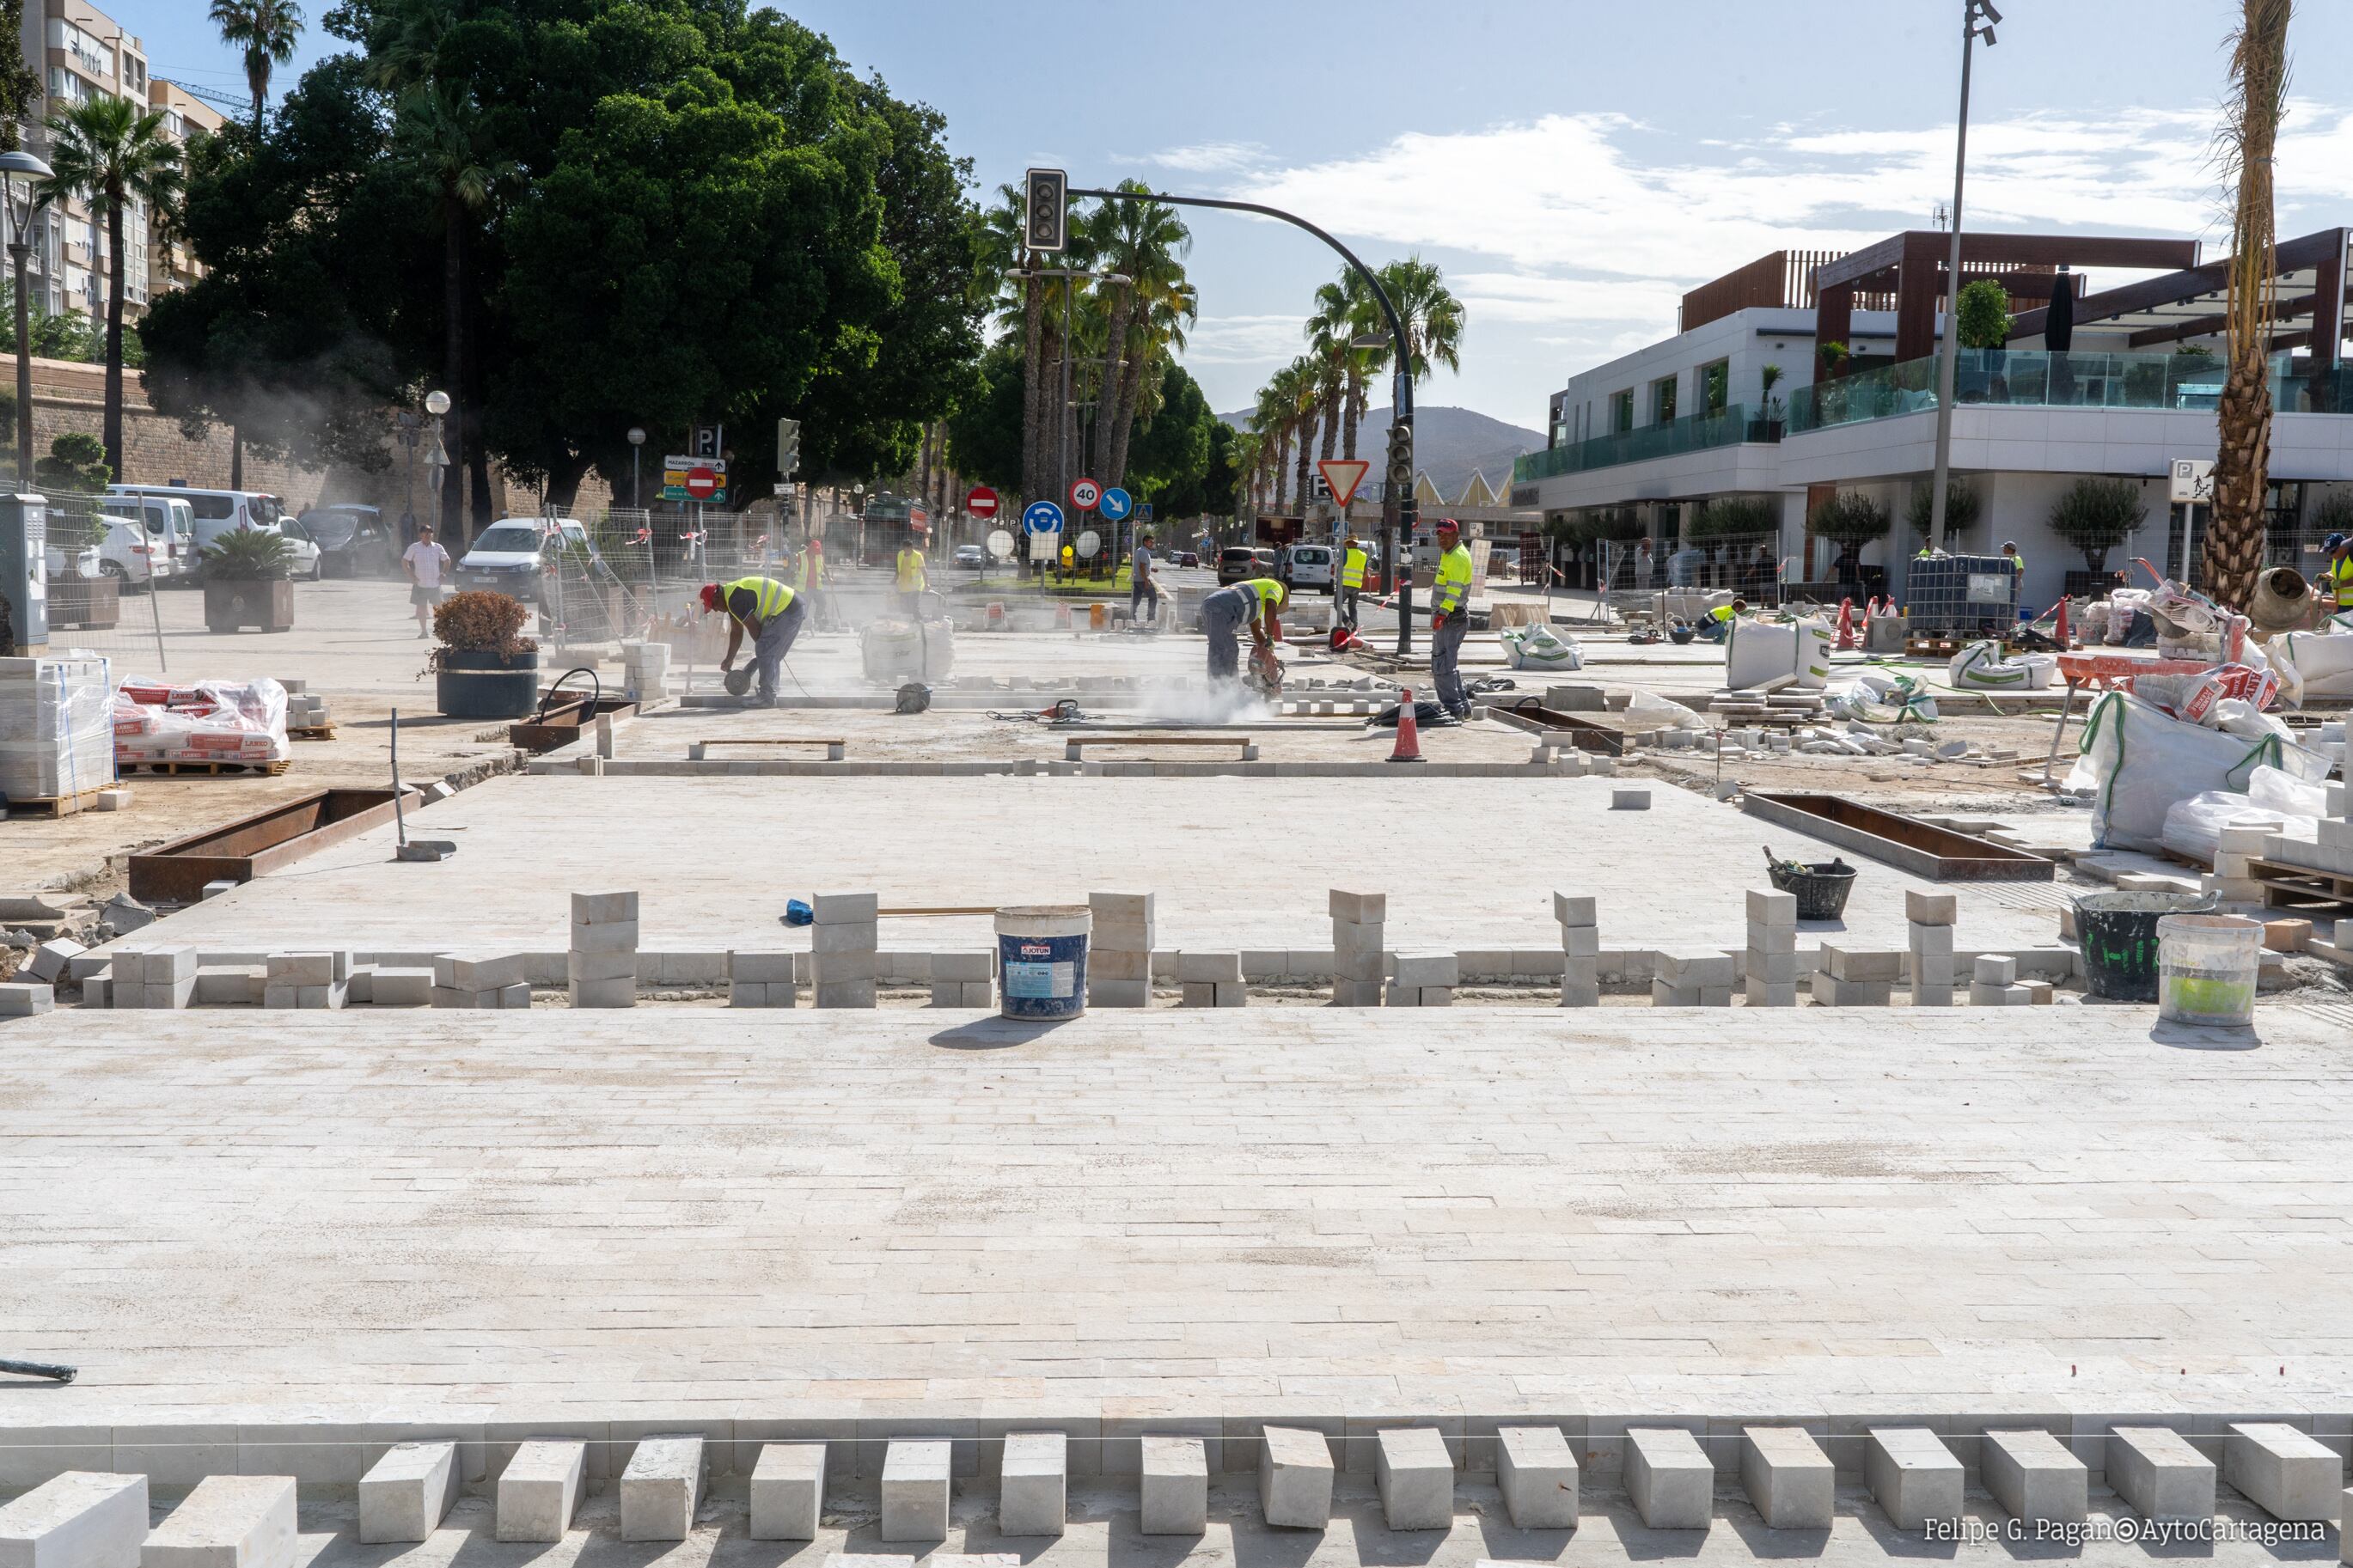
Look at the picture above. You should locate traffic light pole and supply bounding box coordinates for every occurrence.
[1066,186,1418,655]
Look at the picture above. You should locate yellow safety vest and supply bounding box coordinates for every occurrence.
[786,552,808,591]
[1708,603,1739,625]
[896,546,926,592]
[723,576,794,624]
[1234,578,1287,620]
[2330,558,2353,607]
[1432,544,1473,615]
[2008,552,2025,573]
[1341,546,1366,589]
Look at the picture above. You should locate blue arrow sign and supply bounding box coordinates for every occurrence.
[1097,486,1134,522]
[1023,500,1065,535]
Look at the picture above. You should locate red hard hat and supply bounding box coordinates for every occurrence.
[1436,517,1460,534]
[699,583,722,611]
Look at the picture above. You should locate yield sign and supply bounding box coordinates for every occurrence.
[1317,459,1371,509]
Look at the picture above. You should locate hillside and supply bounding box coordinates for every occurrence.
[1216,405,1543,503]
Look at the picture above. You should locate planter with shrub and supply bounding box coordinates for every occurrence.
[431,590,541,718]
[201,527,296,632]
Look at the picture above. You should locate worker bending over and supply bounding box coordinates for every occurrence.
[895,539,928,614]
[1201,574,1286,685]
[701,576,804,709]
[1429,518,1474,719]
[1338,536,1367,629]
[2323,533,2352,616]
[1696,596,1748,644]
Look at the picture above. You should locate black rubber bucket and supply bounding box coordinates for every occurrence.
[2075,889,2218,1002]
[1764,847,1857,921]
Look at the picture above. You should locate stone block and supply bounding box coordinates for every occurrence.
[0,983,54,1017]
[1375,1427,1453,1532]
[498,983,531,1009]
[1975,953,2018,985]
[560,948,632,985]
[749,1443,826,1541]
[999,1431,1066,1538]
[2106,1427,2214,1522]
[1177,951,1243,984]
[1905,889,1958,925]
[1983,1430,2086,1526]
[1140,1435,1207,1535]
[813,921,880,954]
[1739,1427,1832,1531]
[369,968,432,1007]
[815,980,877,1009]
[1611,789,1651,810]
[26,939,84,985]
[1867,1428,1961,1531]
[730,950,798,984]
[1625,1428,1712,1530]
[571,890,638,924]
[1560,975,1600,1008]
[1391,951,1459,988]
[1913,980,1956,1008]
[880,1439,950,1542]
[1744,949,1800,983]
[1910,950,1955,985]
[567,919,639,955]
[436,953,525,991]
[810,949,878,984]
[1561,924,1600,959]
[1240,950,1286,980]
[1417,987,1454,1007]
[1331,979,1384,1008]
[1552,894,1597,928]
[1496,1425,1578,1529]
[145,948,197,983]
[1257,1426,1334,1529]
[812,892,878,925]
[619,1434,705,1543]
[1331,919,1385,978]
[1089,891,1154,925]
[1810,972,1891,1007]
[358,1442,457,1545]
[264,952,334,985]
[1091,947,1150,980]
[78,977,108,1008]
[2224,1423,2338,1522]
[1329,889,1386,924]
[1657,951,1734,988]
[0,1469,146,1568]
[1745,890,1796,928]
[568,976,635,1009]
[1743,977,1798,1008]
[1908,923,1955,957]
[932,951,993,983]
[1749,922,1795,955]
[1969,981,2032,1007]
[497,1440,584,1542]
[1090,979,1148,1009]
[1823,944,1901,982]
[140,1477,296,1568]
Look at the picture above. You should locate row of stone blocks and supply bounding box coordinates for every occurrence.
[3,1423,2344,1564]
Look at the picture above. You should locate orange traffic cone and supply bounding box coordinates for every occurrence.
[2051,595,2073,650]
[1835,597,1857,650]
[1388,686,1425,764]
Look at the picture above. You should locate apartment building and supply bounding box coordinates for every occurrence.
[1514,229,2353,613]
[12,0,227,323]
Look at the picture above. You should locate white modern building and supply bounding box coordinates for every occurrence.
[1513,229,2353,613]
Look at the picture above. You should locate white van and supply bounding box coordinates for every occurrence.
[99,494,192,588]
[108,485,316,579]
[455,516,595,603]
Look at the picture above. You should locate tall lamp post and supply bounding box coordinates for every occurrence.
[424,389,451,541]
[1927,0,2000,555]
[626,426,646,510]
[1,149,53,487]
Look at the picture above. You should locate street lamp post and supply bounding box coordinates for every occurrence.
[0,149,53,488]
[424,388,452,544]
[627,426,647,510]
[1928,0,2000,555]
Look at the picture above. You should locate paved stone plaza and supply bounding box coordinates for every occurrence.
[7,1004,2350,1437]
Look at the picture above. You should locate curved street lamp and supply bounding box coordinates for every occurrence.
[0,149,53,487]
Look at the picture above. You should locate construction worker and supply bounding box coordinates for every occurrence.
[1429,518,1475,719]
[1200,574,1286,685]
[2002,540,2025,575]
[1697,596,1748,644]
[701,575,803,709]
[1338,536,1368,629]
[895,536,928,614]
[2323,534,2353,613]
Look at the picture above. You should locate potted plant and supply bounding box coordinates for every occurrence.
[1753,363,1786,439]
[2047,477,2147,577]
[1953,278,2013,401]
[201,526,296,632]
[430,589,541,718]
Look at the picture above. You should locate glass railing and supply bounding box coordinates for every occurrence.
[1787,350,2347,433]
[1515,402,1779,484]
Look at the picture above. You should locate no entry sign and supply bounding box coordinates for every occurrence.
[965,485,999,518]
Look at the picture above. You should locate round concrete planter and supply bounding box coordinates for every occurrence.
[435,648,541,719]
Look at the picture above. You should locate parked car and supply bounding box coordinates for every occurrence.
[455,516,595,602]
[1217,545,1279,585]
[103,494,195,583]
[109,486,306,581]
[1280,543,1335,594]
[293,505,399,578]
[952,543,986,569]
[1175,550,1200,568]
[43,541,100,581]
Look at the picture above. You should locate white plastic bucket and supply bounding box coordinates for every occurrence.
[995,904,1091,1021]
[2155,913,2264,1027]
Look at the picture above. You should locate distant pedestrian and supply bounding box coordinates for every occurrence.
[1338,535,1367,629]
[401,523,450,639]
[1130,531,1159,625]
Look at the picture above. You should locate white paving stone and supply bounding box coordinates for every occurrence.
[1625,1428,1712,1531]
[0,1471,145,1568]
[495,1440,583,1543]
[1982,1430,2086,1527]
[1138,1436,1207,1536]
[1496,1425,1578,1529]
[1866,1429,1961,1533]
[749,1443,826,1541]
[880,1439,950,1542]
[998,1431,1067,1538]
[618,1433,705,1542]
[2106,1427,2214,1523]
[139,1478,295,1568]
[1739,1427,1832,1531]
[357,1443,456,1545]
[2223,1423,2339,1522]
[1258,1426,1335,1529]
[1374,1427,1453,1532]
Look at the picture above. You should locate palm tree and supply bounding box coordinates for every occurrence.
[2205,0,2293,611]
[1376,255,1466,389]
[1284,354,1320,519]
[1305,287,1349,483]
[1253,367,1302,513]
[397,81,508,545]
[1087,187,1191,491]
[37,96,183,484]
[1106,273,1195,490]
[207,0,304,131]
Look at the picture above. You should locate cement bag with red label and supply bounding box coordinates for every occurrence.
[111,676,290,766]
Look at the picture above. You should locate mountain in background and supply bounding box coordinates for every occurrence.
[1216,406,1543,503]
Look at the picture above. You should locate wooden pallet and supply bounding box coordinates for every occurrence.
[2248,857,2353,917]
[3,784,113,818]
[117,758,291,778]
[288,723,336,741]
[1903,636,1971,658]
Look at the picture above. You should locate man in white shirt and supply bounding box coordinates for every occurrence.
[401,523,452,638]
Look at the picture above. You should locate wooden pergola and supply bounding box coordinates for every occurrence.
[2005,226,2350,370]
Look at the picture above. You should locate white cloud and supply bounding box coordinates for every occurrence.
[1134,141,1270,174]
[1182,314,1312,366]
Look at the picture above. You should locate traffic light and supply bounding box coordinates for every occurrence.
[776,417,801,476]
[1025,168,1067,253]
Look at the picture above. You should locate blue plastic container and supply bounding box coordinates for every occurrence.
[995,905,1091,1020]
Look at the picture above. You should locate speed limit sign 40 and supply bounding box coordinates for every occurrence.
[1069,477,1102,511]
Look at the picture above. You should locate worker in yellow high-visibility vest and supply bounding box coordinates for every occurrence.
[1339,537,1368,629]
[700,576,802,708]
[1200,575,1287,686]
[895,540,928,613]
[1429,518,1475,718]
[2325,534,2353,613]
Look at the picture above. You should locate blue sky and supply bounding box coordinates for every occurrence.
[121,1,2353,430]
